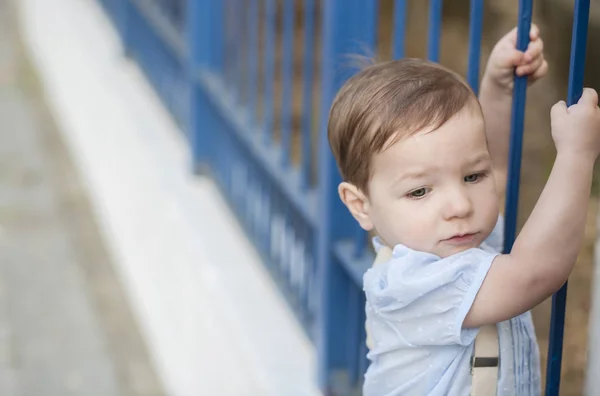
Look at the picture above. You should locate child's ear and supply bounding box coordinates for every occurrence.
[338,182,374,231]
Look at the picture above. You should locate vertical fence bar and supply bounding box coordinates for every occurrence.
[502,0,532,253]
[353,228,366,257]
[215,1,227,179]
[300,0,315,190]
[427,0,443,62]
[352,0,378,259]
[233,0,245,104]
[223,0,234,90]
[248,0,259,122]
[209,0,224,75]
[115,0,130,51]
[188,0,212,166]
[122,0,134,56]
[546,2,590,394]
[347,286,361,385]
[317,0,375,391]
[281,0,295,167]
[466,0,483,94]
[263,0,276,144]
[392,0,407,59]
[364,0,379,53]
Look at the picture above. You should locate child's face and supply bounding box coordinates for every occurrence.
[365,103,499,258]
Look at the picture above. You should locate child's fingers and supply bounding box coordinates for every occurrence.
[516,54,545,76]
[529,24,540,40]
[506,48,525,66]
[528,59,549,81]
[579,88,599,107]
[523,38,544,63]
[506,26,518,45]
[507,23,539,45]
[551,100,568,118]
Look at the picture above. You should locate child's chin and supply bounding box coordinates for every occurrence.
[437,244,478,258]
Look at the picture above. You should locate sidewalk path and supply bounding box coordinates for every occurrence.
[16,0,320,395]
[0,1,165,395]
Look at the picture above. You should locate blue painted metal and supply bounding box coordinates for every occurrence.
[503,0,532,253]
[546,2,590,395]
[351,0,378,264]
[124,0,189,128]
[300,0,316,190]
[317,1,377,392]
[97,0,128,43]
[188,0,212,165]
[466,0,483,94]
[263,0,276,145]
[129,0,186,60]
[211,1,225,72]
[230,1,243,104]
[364,0,379,54]
[281,0,295,168]
[393,0,407,59]
[223,0,233,91]
[428,0,443,62]
[353,227,366,258]
[95,0,592,393]
[347,284,362,385]
[235,1,248,105]
[190,0,324,366]
[248,0,259,123]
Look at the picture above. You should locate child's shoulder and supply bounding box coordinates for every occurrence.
[364,239,498,348]
[365,236,498,305]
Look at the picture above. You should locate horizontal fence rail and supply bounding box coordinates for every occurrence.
[93,0,592,394]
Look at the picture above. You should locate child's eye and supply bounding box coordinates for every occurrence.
[464,174,479,183]
[464,172,487,183]
[406,187,430,199]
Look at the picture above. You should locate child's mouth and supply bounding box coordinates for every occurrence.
[443,233,478,245]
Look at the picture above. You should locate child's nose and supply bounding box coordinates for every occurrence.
[443,188,474,220]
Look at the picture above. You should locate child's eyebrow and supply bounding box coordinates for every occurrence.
[466,153,492,168]
[391,169,431,185]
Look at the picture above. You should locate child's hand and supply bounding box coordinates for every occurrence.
[551,88,600,161]
[483,24,548,95]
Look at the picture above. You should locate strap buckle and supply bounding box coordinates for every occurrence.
[470,356,500,374]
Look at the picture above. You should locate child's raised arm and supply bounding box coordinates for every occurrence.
[464,88,600,328]
[479,25,548,200]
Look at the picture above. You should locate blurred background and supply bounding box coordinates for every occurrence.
[2,0,600,395]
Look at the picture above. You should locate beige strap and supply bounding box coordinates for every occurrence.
[373,245,393,267]
[368,244,499,395]
[471,324,499,395]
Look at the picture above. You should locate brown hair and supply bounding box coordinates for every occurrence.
[327,58,478,193]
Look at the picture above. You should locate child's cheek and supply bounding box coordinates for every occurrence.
[405,221,432,248]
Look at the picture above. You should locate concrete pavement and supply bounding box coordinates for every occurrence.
[0,1,165,394]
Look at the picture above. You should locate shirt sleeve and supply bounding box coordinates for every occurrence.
[363,246,498,348]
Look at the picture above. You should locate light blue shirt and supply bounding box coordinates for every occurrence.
[363,217,541,395]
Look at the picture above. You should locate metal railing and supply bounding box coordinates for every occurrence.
[94,0,592,394]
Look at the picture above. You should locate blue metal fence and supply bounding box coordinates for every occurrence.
[95,0,591,394]
[545,2,590,395]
